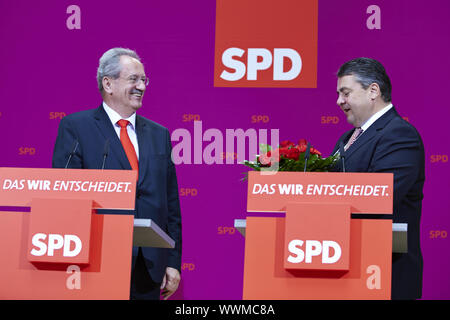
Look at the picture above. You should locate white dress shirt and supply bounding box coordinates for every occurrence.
[360,103,393,132]
[102,102,139,160]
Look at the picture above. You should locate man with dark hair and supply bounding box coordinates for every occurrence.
[331,57,425,300]
[52,48,182,300]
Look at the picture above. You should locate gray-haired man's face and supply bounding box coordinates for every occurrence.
[105,55,147,114]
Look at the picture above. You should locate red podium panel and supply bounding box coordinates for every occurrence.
[0,167,136,299]
[243,171,394,300]
[243,217,392,299]
[284,203,351,271]
[0,211,133,299]
[27,198,93,264]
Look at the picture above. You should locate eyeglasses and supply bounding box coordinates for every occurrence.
[120,74,149,86]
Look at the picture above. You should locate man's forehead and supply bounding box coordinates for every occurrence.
[337,75,360,91]
[119,54,142,64]
[119,55,145,73]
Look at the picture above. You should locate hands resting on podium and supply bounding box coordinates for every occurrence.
[160,266,180,300]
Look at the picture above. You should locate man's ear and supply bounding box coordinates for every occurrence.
[102,77,113,95]
[369,82,381,100]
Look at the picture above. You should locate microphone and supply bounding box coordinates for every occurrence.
[303,142,311,172]
[65,140,79,169]
[101,139,110,170]
[339,140,346,173]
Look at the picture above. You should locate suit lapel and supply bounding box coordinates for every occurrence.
[344,107,398,158]
[93,105,131,170]
[135,116,150,184]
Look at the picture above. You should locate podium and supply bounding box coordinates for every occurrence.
[240,171,398,299]
[0,167,174,299]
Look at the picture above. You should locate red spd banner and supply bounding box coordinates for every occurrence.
[214,0,318,88]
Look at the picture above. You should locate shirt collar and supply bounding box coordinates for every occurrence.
[360,103,393,131]
[102,102,136,130]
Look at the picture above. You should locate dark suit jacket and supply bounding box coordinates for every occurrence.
[52,105,182,283]
[331,107,425,300]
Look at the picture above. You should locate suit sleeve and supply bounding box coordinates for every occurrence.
[165,128,182,271]
[52,117,83,169]
[369,122,424,213]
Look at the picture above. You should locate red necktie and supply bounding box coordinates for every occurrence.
[117,120,139,174]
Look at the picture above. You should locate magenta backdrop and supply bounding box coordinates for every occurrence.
[1,0,449,299]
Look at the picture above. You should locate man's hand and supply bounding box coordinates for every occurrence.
[160,267,180,300]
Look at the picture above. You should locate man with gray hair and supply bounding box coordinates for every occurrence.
[331,57,425,300]
[52,48,182,300]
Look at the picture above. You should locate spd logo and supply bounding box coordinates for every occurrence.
[284,203,350,271]
[27,198,92,264]
[214,0,318,88]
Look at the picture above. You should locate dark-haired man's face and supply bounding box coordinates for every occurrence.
[336,75,376,127]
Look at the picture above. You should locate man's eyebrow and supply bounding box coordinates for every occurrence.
[337,87,351,93]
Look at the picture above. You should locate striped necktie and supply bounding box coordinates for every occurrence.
[344,127,363,151]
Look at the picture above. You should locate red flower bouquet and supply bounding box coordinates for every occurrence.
[243,139,338,173]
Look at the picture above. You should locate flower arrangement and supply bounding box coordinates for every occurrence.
[242,139,339,173]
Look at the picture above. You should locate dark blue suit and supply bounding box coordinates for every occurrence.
[52,105,182,287]
[331,107,425,300]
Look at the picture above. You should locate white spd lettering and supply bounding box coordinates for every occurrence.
[287,240,342,264]
[220,48,302,81]
[30,233,82,257]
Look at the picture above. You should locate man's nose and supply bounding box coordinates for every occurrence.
[136,80,146,91]
[336,95,344,106]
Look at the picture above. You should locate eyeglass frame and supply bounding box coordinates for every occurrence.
[112,74,150,86]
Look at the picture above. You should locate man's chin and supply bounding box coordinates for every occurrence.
[132,102,143,111]
[346,117,354,126]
